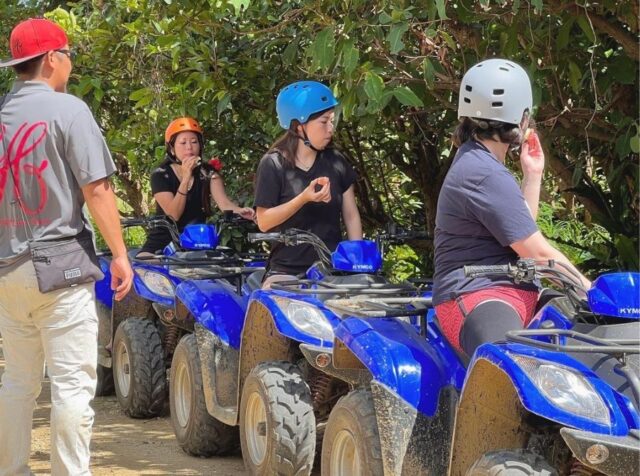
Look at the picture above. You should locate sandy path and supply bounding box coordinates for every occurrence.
[0,336,247,475]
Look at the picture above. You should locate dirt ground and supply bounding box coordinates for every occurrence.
[0,336,246,475]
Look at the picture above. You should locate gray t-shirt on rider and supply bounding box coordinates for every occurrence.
[0,81,116,270]
[432,140,539,305]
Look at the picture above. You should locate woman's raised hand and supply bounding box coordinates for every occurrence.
[302,177,331,204]
[520,129,545,178]
[180,156,200,180]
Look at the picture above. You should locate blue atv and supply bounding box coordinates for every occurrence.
[324,259,639,476]
[168,228,426,472]
[95,215,264,419]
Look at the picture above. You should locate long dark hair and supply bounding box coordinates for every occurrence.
[164,132,213,216]
[452,116,527,148]
[267,108,334,167]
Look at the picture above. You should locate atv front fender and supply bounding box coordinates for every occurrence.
[175,279,245,348]
[334,317,462,416]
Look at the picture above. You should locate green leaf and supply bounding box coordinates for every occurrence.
[387,22,409,55]
[615,234,639,269]
[340,89,358,120]
[576,15,596,44]
[379,12,392,24]
[393,86,424,107]
[531,0,543,13]
[364,72,385,102]
[134,94,153,108]
[439,30,457,50]
[228,0,250,15]
[568,62,582,94]
[341,41,359,75]
[94,87,104,103]
[217,92,231,117]
[309,27,335,72]
[630,134,640,154]
[423,58,435,86]
[282,38,299,66]
[380,90,395,109]
[435,0,448,20]
[556,17,575,50]
[129,87,150,101]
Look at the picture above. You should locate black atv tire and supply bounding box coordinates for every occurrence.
[95,363,115,397]
[239,361,315,475]
[170,334,239,456]
[467,449,557,476]
[321,389,383,476]
[112,317,167,418]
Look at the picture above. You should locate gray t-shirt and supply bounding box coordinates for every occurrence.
[0,81,116,269]
[432,140,539,305]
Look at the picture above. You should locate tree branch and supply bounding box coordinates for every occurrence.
[588,12,639,61]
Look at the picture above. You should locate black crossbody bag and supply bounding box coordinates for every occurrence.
[0,94,104,293]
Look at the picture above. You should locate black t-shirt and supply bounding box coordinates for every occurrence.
[432,140,539,305]
[254,149,356,274]
[140,161,208,254]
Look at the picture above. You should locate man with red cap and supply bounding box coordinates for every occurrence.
[0,18,133,475]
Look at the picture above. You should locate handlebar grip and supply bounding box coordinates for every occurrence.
[120,218,146,227]
[463,264,510,278]
[248,232,282,243]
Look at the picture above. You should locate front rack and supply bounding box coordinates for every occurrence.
[506,329,640,356]
[270,279,417,296]
[168,265,258,281]
[325,296,433,318]
[133,250,264,269]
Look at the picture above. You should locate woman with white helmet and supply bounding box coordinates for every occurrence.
[254,81,363,288]
[432,59,590,357]
[138,117,254,255]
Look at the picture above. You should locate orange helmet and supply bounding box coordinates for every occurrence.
[164,117,203,144]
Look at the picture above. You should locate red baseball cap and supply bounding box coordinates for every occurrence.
[0,18,68,68]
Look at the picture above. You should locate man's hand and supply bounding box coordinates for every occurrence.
[110,255,133,301]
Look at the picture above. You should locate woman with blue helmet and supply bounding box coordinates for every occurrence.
[254,81,363,287]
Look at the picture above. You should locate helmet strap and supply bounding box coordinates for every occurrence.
[298,126,321,152]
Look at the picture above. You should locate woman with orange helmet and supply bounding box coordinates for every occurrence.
[138,117,254,255]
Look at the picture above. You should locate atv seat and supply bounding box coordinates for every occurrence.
[127,248,142,260]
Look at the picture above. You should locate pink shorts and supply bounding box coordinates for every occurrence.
[435,286,539,353]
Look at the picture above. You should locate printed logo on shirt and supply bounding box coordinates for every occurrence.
[0,122,50,220]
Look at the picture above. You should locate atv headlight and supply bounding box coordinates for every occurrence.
[513,355,610,426]
[135,269,174,298]
[272,297,334,343]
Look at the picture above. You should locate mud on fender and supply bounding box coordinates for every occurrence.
[371,380,457,476]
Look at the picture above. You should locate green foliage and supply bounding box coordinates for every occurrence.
[1,0,637,276]
[536,202,612,271]
[382,244,423,284]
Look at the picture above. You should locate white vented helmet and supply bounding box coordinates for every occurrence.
[458,58,533,125]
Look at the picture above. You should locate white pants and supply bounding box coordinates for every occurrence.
[0,259,98,476]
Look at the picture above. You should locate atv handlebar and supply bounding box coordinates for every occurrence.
[248,232,283,243]
[377,229,430,245]
[463,264,512,278]
[247,229,332,266]
[465,259,588,310]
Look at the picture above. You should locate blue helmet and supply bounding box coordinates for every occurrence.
[276,81,339,129]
